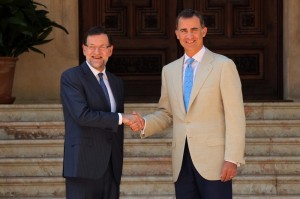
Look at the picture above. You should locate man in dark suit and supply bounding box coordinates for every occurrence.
[60,26,137,199]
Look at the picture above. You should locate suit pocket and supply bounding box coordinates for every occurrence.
[206,138,224,146]
[71,137,93,147]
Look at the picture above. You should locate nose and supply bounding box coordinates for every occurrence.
[186,31,193,39]
[93,47,101,54]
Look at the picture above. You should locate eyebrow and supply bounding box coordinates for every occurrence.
[86,44,110,46]
[179,27,200,31]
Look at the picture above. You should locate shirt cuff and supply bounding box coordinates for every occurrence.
[226,160,240,167]
[118,113,122,125]
[140,118,146,137]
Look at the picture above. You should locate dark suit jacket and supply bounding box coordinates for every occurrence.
[60,61,124,184]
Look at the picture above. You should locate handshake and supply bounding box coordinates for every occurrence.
[122,112,145,132]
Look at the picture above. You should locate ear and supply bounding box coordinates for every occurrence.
[175,30,179,39]
[108,45,114,56]
[202,27,208,37]
[82,44,87,56]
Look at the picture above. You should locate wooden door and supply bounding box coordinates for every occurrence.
[190,0,283,101]
[79,0,178,102]
[79,0,283,102]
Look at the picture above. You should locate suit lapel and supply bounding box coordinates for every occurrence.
[189,49,214,109]
[81,62,111,107]
[81,62,100,88]
[171,56,186,114]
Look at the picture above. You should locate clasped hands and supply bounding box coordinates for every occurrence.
[122,112,145,132]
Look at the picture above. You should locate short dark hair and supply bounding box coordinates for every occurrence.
[176,9,205,29]
[82,26,113,46]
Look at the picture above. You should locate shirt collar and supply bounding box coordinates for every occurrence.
[184,46,206,64]
[86,61,107,80]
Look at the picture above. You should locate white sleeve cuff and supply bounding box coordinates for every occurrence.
[140,118,146,137]
[118,113,122,125]
[226,160,240,167]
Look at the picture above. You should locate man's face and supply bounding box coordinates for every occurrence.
[82,34,113,72]
[175,16,207,57]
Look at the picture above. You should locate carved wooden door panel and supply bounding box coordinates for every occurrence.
[79,0,178,102]
[179,0,283,101]
[79,0,283,102]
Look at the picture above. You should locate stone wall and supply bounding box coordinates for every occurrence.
[12,0,79,103]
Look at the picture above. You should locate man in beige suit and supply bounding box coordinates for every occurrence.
[131,9,245,199]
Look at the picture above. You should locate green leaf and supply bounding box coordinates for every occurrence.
[29,46,45,57]
[0,0,68,57]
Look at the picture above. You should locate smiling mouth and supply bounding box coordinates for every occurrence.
[186,42,195,45]
[92,56,103,61]
[186,40,195,43]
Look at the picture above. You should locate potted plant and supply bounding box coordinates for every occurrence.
[0,0,68,103]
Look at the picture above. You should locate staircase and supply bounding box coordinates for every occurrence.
[0,103,299,198]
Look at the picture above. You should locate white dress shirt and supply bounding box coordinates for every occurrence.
[86,61,122,124]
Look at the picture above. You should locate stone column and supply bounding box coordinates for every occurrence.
[283,0,300,101]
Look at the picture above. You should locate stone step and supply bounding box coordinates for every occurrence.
[123,196,300,199]
[246,137,300,156]
[0,175,299,197]
[0,196,300,199]
[0,139,64,158]
[1,119,300,140]
[0,104,64,122]
[233,175,300,195]
[0,196,299,199]
[246,120,300,138]
[0,122,65,140]
[0,156,299,177]
[240,156,300,175]
[0,139,172,158]
[0,197,175,199]
[1,102,300,199]
[1,137,300,158]
[243,102,300,120]
[1,103,300,122]
[0,157,172,177]
[234,196,300,199]
[0,121,166,140]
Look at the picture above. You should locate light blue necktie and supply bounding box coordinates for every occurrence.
[98,73,111,107]
[183,58,194,111]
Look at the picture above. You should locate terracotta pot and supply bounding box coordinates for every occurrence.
[0,57,18,104]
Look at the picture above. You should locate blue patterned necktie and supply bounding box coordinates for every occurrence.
[183,58,195,111]
[98,73,111,107]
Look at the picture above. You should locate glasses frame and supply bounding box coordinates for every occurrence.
[84,44,112,52]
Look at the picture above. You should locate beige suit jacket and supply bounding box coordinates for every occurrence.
[142,49,246,182]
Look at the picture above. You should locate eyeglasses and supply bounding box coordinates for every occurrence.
[85,45,111,52]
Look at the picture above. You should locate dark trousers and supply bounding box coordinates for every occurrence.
[65,161,119,199]
[175,141,232,199]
